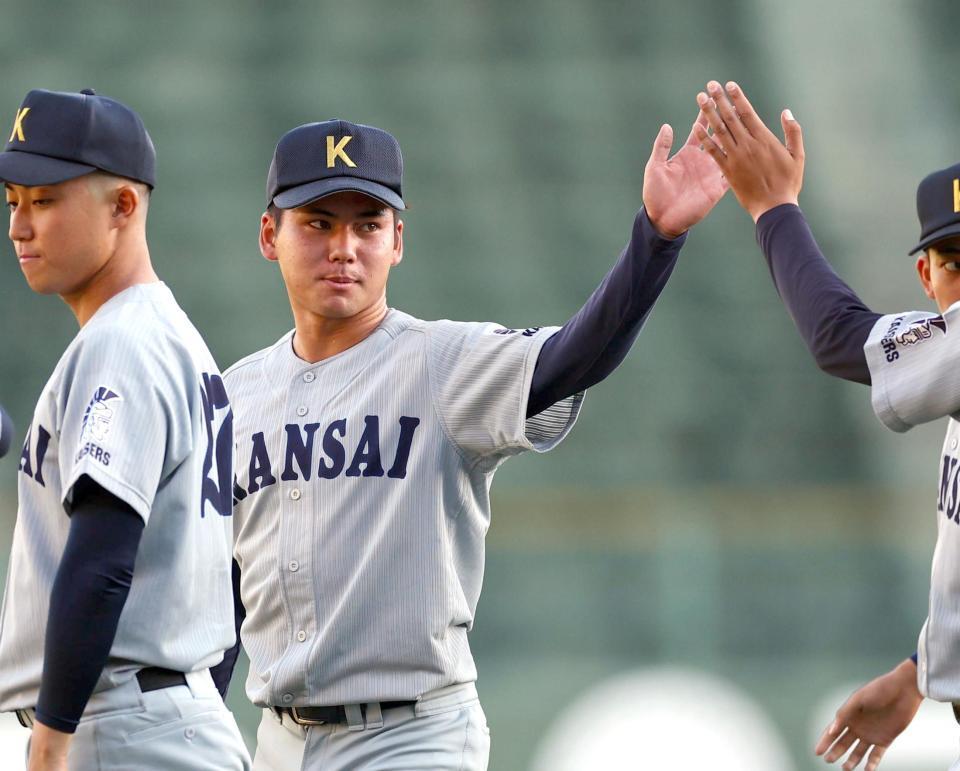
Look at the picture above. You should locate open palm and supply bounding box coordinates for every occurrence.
[643,112,728,238]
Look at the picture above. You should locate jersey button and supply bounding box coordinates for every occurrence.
[296,405,308,417]
[289,561,300,572]
[952,438,958,450]
[290,489,302,501]
[282,693,294,704]
[184,727,196,739]
[296,630,307,642]
[303,372,316,383]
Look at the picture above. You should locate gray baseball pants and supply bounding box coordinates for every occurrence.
[252,681,490,771]
[23,669,251,770]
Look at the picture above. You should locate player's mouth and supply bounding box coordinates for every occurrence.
[321,274,358,289]
[17,252,40,265]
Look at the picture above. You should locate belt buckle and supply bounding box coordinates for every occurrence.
[290,707,328,726]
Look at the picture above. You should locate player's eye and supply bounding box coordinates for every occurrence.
[944,261,960,273]
[4,201,15,211]
[308,219,331,230]
[358,222,380,233]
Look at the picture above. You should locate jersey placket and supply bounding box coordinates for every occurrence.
[273,367,321,704]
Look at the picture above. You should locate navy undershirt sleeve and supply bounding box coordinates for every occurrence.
[210,559,245,699]
[527,208,686,417]
[755,204,880,385]
[35,475,144,734]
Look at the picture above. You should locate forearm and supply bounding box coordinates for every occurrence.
[210,559,245,699]
[756,204,879,385]
[527,208,685,416]
[35,479,143,733]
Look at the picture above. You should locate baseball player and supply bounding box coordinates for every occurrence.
[210,114,727,770]
[695,80,960,770]
[0,89,251,770]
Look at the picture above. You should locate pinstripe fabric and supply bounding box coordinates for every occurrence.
[0,283,236,711]
[865,307,960,701]
[226,310,582,708]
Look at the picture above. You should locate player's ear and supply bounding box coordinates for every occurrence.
[112,185,140,221]
[916,253,935,301]
[391,217,403,267]
[260,211,279,263]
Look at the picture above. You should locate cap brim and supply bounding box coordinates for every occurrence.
[909,222,960,254]
[273,177,405,211]
[0,151,97,187]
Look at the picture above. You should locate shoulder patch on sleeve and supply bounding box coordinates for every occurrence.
[894,315,947,348]
[80,387,123,444]
[489,326,542,337]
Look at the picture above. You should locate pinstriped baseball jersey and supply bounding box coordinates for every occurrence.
[0,282,236,711]
[226,309,583,707]
[865,302,960,700]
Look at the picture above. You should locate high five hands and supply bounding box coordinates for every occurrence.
[694,80,805,222]
[642,79,806,239]
[642,112,729,239]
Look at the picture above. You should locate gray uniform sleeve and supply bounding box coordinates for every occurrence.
[427,321,583,461]
[57,327,195,522]
[864,303,960,432]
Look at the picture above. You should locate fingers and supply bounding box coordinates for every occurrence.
[723,81,768,138]
[842,738,871,771]
[706,80,748,144]
[865,744,887,771]
[781,108,805,161]
[647,123,674,167]
[693,118,727,167]
[696,91,732,151]
[816,719,842,756]
[683,110,709,147]
[824,727,859,764]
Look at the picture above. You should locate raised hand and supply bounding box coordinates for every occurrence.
[814,659,923,771]
[642,112,729,239]
[694,80,804,222]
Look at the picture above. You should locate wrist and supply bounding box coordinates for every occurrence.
[894,657,923,699]
[641,207,686,240]
[750,196,799,223]
[30,721,72,757]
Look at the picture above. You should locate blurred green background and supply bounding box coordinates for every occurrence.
[0,0,958,768]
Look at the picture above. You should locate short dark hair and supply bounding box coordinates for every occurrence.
[268,202,282,227]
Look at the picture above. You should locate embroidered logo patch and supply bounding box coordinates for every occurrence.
[895,316,947,348]
[80,387,122,444]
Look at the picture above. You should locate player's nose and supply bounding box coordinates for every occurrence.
[8,205,32,243]
[327,228,357,263]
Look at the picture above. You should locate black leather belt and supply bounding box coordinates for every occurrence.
[136,667,188,693]
[953,703,960,724]
[13,668,187,729]
[278,700,417,726]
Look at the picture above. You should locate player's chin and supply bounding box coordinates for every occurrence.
[310,297,363,319]
[19,268,62,296]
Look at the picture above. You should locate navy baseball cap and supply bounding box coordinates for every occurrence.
[267,119,405,210]
[909,162,960,254]
[0,88,155,188]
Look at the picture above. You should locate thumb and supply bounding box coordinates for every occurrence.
[647,123,673,167]
[781,108,804,161]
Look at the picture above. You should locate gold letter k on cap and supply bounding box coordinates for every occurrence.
[9,107,29,143]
